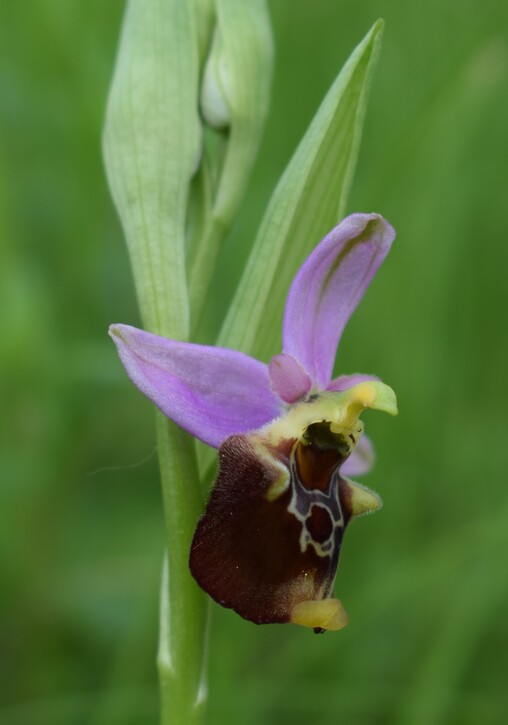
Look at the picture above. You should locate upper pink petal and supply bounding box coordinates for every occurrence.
[110,324,281,448]
[282,213,395,388]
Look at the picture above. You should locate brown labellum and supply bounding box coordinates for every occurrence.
[189,421,377,629]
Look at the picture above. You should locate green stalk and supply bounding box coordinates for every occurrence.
[103,2,212,721]
[189,218,227,327]
[156,415,209,725]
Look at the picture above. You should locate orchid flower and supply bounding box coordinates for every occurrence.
[110,213,397,633]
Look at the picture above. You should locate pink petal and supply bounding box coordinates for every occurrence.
[110,324,281,448]
[269,353,313,403]
[341,435,375,477]
[282,213,395,388]
[327,373,379,392]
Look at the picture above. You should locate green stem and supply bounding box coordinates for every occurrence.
[156,413,209,725]
[189,218,227,332]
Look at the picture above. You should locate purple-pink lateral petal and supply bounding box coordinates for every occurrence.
[269,353,313,404]
[282,213,395,388]
[109,324,281,448]
[341,434,375,477]
[327,373,379,392]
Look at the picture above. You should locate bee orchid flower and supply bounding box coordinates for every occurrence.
[110,212,397,633]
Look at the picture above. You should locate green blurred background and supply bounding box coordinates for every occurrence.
[1,1,507,723]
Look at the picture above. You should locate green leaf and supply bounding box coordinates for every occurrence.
[189,0,274,328]
[103,4,212,722]
[103,0,203,340]
[218,20,384,360]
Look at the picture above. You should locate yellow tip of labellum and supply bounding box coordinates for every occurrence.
[290,598,349,631]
